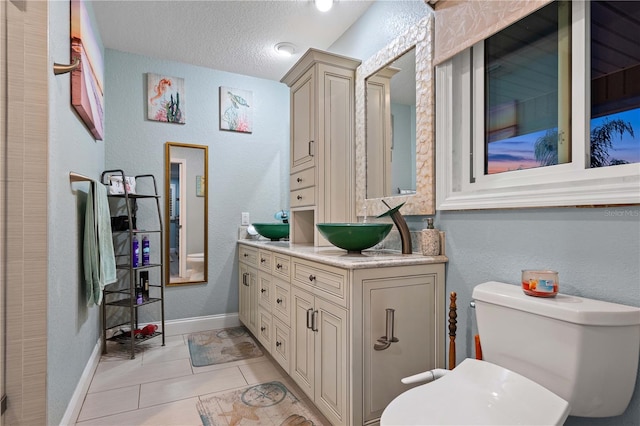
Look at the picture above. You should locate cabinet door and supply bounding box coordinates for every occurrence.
[290,286,315,398]
[238,263,251,326]
[291,68,315,173]
[362,274,436,422]
[314,297,348,425]
[257,307,272,349]
[240,264,259,335]
[258,271,272,312]
[272,278,291,326]
[272,317,291,374]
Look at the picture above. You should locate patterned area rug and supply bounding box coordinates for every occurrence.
[188,326,263,367]
[197,381,326,425]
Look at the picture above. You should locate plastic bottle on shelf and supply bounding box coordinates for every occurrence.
[132,236,140,268]
[142,234,150,266]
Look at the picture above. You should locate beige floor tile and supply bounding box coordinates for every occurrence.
[139,365,247,408]
[76,397,202,426]
[89,358,193,393]
[239,359,288,384]
[142,343,190,365]
[77,384,140,422]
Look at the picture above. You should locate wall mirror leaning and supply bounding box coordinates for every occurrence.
[164,142,208,286]
[355,14,435,217]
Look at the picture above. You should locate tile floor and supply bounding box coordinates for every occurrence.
[75,330,330,425]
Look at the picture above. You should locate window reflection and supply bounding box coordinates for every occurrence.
[590,1,639,168]
[484,1,571,175]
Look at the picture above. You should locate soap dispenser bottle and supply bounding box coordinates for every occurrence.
[421,218,440,256]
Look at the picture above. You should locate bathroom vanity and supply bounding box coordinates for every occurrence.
[238,240,447,426]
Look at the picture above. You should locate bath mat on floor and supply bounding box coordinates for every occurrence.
[188,326,263,367]
[197,380,327,426]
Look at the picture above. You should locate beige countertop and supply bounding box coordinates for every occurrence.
[238,239,448,269]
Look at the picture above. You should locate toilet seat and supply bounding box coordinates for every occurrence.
[381,358,570,425]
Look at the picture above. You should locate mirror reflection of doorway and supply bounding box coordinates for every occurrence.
[169,158,188,283]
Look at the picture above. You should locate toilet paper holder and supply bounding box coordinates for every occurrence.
[374,308,399,351]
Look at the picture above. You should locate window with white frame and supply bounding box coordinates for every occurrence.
[436,0,640,210]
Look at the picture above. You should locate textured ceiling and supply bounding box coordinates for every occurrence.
[91,0,375,82]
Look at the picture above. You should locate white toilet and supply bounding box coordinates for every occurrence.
[381,281,640,425]
[186,252,204,279]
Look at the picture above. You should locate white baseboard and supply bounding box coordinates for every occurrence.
[59,338,102,426]
[60,312,240,425]
[163,312,240,336]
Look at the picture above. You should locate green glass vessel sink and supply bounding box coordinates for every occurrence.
[252,223,289,241]
[316,223,393,253]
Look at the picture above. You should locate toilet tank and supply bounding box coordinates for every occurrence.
[472,281,640,418]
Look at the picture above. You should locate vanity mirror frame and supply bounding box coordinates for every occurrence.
[164,141,208,286]
[355,14,435,216]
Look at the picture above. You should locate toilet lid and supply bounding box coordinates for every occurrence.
[381,359,570,425]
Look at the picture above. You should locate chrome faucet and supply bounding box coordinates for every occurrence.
[380,200,412,254]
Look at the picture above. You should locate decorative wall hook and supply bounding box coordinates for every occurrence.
[53,57,80,75]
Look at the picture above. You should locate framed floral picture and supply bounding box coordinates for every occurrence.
[219,87,252,133]
[147,73,185,124]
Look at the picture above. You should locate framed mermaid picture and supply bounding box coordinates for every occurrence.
[219,87,253,133]
[147,73,186,124]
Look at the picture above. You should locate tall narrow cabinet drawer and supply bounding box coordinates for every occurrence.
[292,258,348,306]
[290,168,315,190]
[239,246,258,266]
[290,187,315,208]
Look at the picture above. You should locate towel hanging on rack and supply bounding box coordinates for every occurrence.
[83,180,116,306]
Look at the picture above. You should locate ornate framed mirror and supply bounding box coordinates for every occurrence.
[355,14,435,216]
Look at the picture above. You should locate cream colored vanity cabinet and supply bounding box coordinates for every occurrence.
[281,49,361,246]
[238,246,259,336]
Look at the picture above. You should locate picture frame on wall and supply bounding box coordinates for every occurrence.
[219,86,253,133]
[147,73,186,124]
[71,0,105,140]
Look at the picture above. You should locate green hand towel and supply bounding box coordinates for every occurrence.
[84,181,117,306]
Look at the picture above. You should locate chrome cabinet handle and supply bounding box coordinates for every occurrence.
[308,140,314,157]
[242,272,250,286]
[311,310,318,332]
[374,308,399,351]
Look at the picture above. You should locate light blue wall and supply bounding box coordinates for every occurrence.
[48,0,107,424]
[104,49,289,320]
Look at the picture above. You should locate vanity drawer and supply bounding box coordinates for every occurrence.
[290,167,315,190]
[272,277,291,325]
[272,317,290,374]
[272,254,291,281]
[292,258,347,306]
[257,307,272,349]
[258,271,272,311]
[239,245,258,266]
[290,187,315,208]
[258,249,272,272]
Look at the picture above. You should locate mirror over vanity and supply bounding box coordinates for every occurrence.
[164,142,208,285]
[356,14,435,216]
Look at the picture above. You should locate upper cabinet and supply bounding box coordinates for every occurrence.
[281,49,361,246]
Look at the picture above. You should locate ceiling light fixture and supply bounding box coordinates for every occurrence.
[315,0,333,12]
[275,42,296,57]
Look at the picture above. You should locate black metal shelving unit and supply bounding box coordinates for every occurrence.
[100,170,165,359]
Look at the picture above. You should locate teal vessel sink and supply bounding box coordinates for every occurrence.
[316,223,393,253]
[252,223,290,241]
